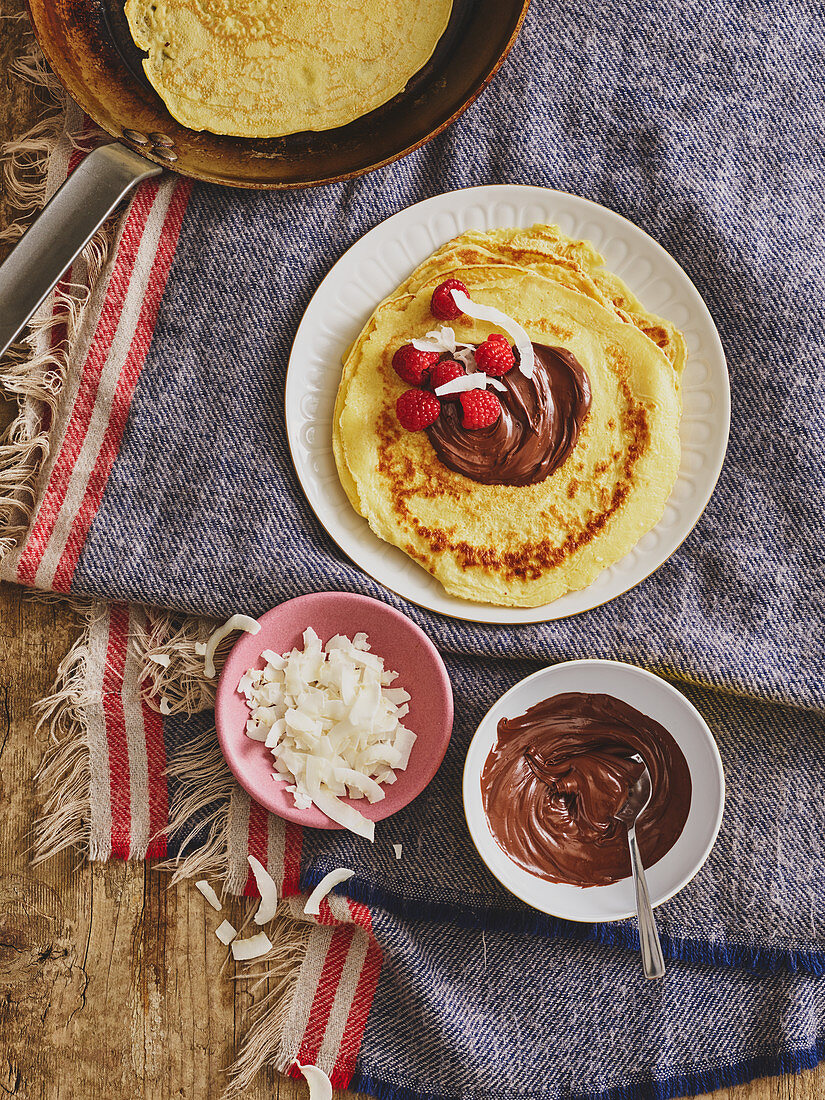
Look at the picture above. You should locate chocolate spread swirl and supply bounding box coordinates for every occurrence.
[425,344,591,487]
[480,692,692,887]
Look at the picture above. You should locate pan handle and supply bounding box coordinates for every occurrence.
[0,143,163,359]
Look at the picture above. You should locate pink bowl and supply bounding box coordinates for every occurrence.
[215,592,454,829]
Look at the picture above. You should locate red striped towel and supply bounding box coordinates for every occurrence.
[3,100,383,1088]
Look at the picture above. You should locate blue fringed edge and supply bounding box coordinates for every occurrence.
[348,1038,825,1100]
[299,868,825,977]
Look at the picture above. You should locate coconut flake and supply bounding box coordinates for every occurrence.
[429,326,458,349]
[203,614,261,679]
[230,931,273,961]
[159,696,172,716]
[453,345,478,372]
[412,326,480,367]
[393,843,402,860]
[411,337,445,353]
[434,372,507,398]
[215,920,237,945]
[295,1063,333,1100]
[393,728,417,771]
[195,879,222,910]
[412,326,459,354]
[450,289,535,379]
[313,790,375,841]
[434,372,489,396]
[304,867,355,916]
[148,653,171,668]
[240,630,415,841]
[248,855,279,924]
[434,372,492,397]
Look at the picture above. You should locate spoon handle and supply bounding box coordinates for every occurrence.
[627,825,666,980]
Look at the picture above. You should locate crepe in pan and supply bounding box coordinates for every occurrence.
[125,0,453,138]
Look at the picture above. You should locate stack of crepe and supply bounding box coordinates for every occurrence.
[335,224,686,608]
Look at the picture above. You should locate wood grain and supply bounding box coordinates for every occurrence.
[0,7,821,1097]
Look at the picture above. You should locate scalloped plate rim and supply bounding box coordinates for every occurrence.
[286,184,730,624]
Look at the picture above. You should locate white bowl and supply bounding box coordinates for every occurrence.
[462,660,725,923]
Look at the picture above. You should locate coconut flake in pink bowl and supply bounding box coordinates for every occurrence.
[215,592,454,832]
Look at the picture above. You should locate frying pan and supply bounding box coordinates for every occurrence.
[0,0,529,357]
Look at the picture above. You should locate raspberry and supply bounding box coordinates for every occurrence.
[430,279,469,321]
[460,389,502,429]
[396,388,441,431]
[392,343,440,386]
[429,359,465,398]
[474,334,515,377]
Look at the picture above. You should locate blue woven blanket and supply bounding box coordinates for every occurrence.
[23,0,825,1093]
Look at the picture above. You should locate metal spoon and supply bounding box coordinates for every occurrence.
[614,753,666,980]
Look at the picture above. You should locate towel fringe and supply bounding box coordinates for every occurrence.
[31,609,314,1097]
[0,33,111,571]
[155,725,235,884]
[30,605,100,863]
[153,723,314,1097]
[131,607,224,716]
[224,910,315,1098]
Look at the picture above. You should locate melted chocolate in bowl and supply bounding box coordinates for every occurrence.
[426,344,591,486]
[480,692,692,887]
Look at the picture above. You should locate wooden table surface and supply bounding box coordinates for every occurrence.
[0,9,821,1098]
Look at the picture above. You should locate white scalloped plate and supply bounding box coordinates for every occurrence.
[286,185,730,624]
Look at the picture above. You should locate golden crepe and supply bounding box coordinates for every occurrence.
[124,0,453,138]
[333,225,685,608]
[394,225,687,376]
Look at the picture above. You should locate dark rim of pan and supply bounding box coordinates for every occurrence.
[27,0,531,189]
